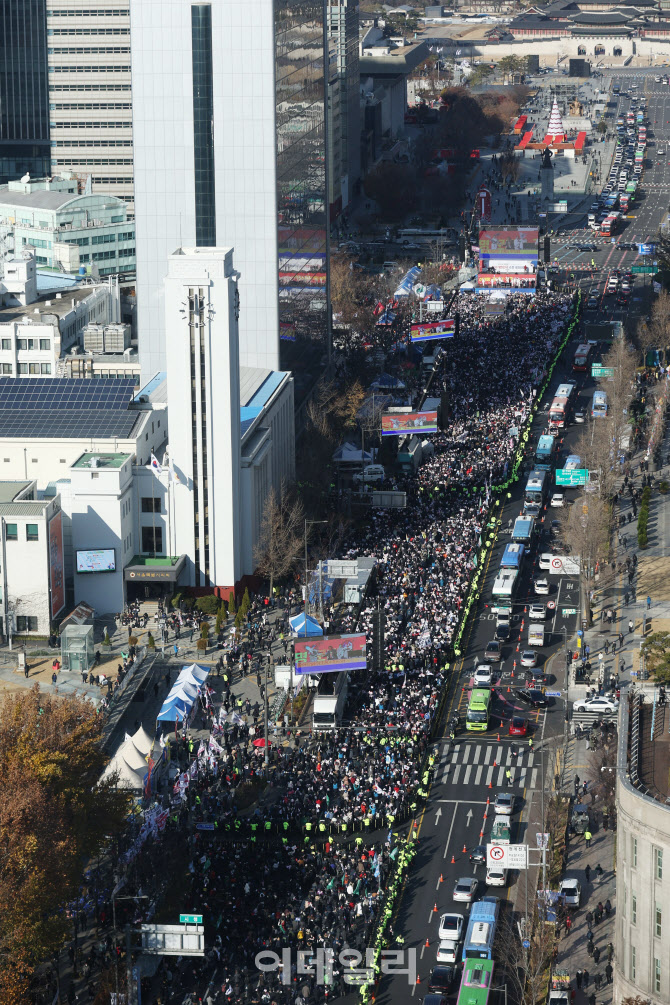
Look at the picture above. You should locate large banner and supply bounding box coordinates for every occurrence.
[382,411,438,436]
[410,319,455,342]
[294,633,367,674]
[48,511,65,619]
[479,226,539,260]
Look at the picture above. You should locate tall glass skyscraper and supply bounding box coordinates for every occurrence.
[131,0,330,398]
[0,0,50,183]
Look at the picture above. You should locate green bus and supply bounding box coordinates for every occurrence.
[466,688,491,732]
[457,957,495,1005]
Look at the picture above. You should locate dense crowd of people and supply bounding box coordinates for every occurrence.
[58,289,576,1005]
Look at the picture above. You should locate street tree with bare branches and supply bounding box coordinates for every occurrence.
[254,483,305,597]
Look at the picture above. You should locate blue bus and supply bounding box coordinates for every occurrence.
[535,434,556,464]
[501,542,525,570]
[524,470,548,516]
[591,390,608,418]
[462,897,499,960]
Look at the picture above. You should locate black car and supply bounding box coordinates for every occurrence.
[618,241,636,250]
[423,995,450,1005]
[577,244,598,252]
[515,688,550,708]
[494,624,510,643]
[428,967,458,994]
[469,845,487,863]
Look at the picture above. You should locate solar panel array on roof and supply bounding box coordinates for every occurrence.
[0,378,140,439]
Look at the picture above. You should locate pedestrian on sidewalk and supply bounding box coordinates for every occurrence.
[647,595,652,609]
[583,970,590,989]
[565,916,572,934]
[595,863,603,881]
[594,974,602,991]
[605,899,612,917]
[585,829,592,847]
[576,971,583,990]
[604,640,610,656]
[588,995,596,1005]
[593,946,601,965]
[605,963,613,984]
[586,911,594,928]
[607,943,614,963]
[585,864,591,883]
[624,592,630,606]
[628,619,634,634]
[618,632,624,647]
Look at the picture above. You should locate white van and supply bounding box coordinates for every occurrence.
[353,464,385,484]
[528,624,546,647]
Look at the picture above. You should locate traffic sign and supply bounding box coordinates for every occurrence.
[523,940,531,949]
[179,914,203,925]
[546,691,562,697]
[486,843,528,869]
[489,845,505,862]
[591,365,614,378]
[142,922,205,956]
[555,468,588,487]
[562,607,577,616]
[631,266,656,274]
[577,630,583,637]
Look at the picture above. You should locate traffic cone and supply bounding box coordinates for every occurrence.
[451,854,456,864]
[489,780,493,788]
[463,844,467,853]
[434,903,438,913]
[507,686,511,693]
[486,797,490,804]
[440,874,443,883]
[425,938,430,948]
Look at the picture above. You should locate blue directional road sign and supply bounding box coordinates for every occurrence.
[546,691,562,697]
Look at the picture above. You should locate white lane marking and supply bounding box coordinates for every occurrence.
[463,765,472,786]
[475,765,483,787]
[443,801,459,859]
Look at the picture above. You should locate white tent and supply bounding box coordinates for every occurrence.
[177,664,209,686]
[100,724,153,792]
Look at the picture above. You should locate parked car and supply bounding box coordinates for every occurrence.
[560,877,581,906]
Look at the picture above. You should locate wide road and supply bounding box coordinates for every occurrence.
[378,68,670,1005]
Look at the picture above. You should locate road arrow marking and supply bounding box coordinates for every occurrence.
[435,807,442,826]
[466,809,473,826]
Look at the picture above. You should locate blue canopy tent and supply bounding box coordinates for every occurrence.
[289,613,323,637]
[156,695,192,722]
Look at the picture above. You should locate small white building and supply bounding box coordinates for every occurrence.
[0,480,65,641]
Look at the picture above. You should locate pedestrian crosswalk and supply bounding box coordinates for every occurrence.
[439,741,540,791]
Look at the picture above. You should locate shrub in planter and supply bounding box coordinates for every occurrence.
[200,622,210,637]
[195,594,219,616]
[147,633,156,649]
[196,638,207,651]
[128,636,138,646]
[659,481,669,495]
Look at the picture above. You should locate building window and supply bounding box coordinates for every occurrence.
[41,364,51,374]
[632,837,638,867]
[631,946,636,982]
[632,893,637,925]
[1,365,11,375]
[141,497,161,513]
[656,903,662,938]
[141,525,163,554]
[191,4,216,247]
[39,339,50,351]
[5,524,17,541]
[29,364,39,375]
[17,365,27,375]
[16,616,38,633]
[26,524,38,542]
[656,848,663,880]
[1,339,10,350]
[656,958,662,994]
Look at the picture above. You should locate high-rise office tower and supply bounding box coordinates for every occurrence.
[131,0,330,393]
[0,0,51,183]
[45,0,134,211]
[327,0,360,216]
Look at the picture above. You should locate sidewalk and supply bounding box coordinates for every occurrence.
[555,739,616,1005]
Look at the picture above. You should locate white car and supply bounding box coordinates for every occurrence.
[473,665,493,687]
[438,912,465,941]
[520,650,537,668]
[574,410,585,424]
[560,877,582,906]
[539,553,553,571]
[452,878,478,903]
[550,493,565,508]
[494,792,514,816]
[534,578,550,596]
[436,940,460,964]
[529,603,545,620]
[486,867,508,888]
[573,695,619,713]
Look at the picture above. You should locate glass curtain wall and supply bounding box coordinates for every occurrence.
[0,0,50,182]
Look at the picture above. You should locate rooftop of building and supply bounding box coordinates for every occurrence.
[0,481,34,503]
[359,39,430,75]
[0,499,52,517]
[0,187,127,214]
[0,285,103,326]
[72,452,131,470]
[0,377,142,440]
[240,367,291,436]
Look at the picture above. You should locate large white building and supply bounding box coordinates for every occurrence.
[46,0,134,211]
[130,0,330,393]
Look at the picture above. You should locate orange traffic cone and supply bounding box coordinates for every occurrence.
[434,903,438,913]
[425,938,430,948]
[463,844,467,853]
[439,874,443,883]
[417,976,421,985]
[493,760,497,767]
[489,780,493,788]
[451,854,456,864]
